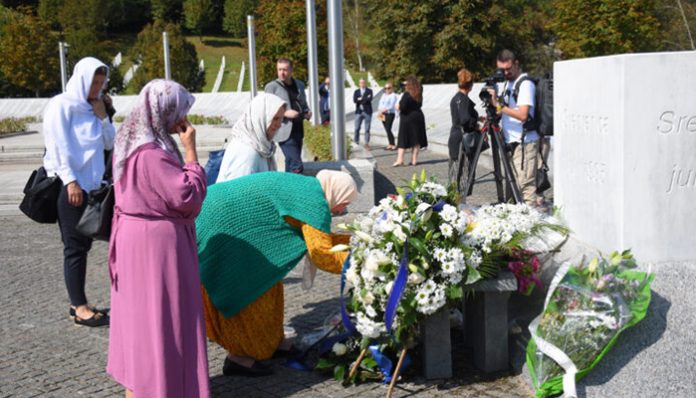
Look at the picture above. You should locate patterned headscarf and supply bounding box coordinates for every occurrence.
[113,79,195,182]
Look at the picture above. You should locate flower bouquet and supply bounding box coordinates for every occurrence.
[321,172,567,391]
[526,250,654,398]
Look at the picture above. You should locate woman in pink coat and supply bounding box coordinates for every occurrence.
[107,79,210,398]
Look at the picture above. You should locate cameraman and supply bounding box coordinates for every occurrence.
[487,49,540,206]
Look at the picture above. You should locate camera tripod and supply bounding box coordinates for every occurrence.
[449,105,523,204]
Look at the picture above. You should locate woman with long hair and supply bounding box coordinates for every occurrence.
[393,75,427,167]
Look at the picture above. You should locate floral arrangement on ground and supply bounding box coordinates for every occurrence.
[317,172,568,384]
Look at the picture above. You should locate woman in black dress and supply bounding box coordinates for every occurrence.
[393,75,427,167]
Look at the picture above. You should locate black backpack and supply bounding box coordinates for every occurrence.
[512,75,553,137]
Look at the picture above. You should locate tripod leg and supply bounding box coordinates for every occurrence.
[489,129,505,203]
[492,132,523,204]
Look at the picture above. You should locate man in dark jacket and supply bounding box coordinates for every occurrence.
[318,76,330,125]
[264,58,312,173]
[352,79,373,149]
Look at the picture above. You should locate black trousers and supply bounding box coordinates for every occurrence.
[382,113,395,145]
[56,184,92,306]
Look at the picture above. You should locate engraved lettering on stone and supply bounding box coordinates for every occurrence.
[657,111,696,135]
[666,164,696,193]
[563,110,609,135]
[584,161,607,183]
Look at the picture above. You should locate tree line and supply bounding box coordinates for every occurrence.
[1,0,695,98]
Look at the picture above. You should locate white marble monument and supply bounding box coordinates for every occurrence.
[554,51,696,262]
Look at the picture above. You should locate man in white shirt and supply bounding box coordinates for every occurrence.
[488,49,540,206]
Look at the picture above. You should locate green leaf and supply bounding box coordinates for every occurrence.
[466,268,482,284]
[334,364,346,381]
[447,285,464,299]
[409,237,428,255]
[420,169,427,183]
[361,357,378,370]
[315,358,335,370]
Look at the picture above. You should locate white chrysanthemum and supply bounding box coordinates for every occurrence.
[365,304,378,318]
[433,247,447,262]
[440,204,458,223]
[384,281,394,294]
[440,223,453,238]
[356,312,386,339]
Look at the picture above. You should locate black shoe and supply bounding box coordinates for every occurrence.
[272,345,302,359]
[222,357,273,377]
[74,311,109,327]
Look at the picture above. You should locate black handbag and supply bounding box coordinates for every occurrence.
[461,129,489,156]
[535,139,551,194]
[536,163,551,194]
[19,166,62,223]
[76,184,114,241]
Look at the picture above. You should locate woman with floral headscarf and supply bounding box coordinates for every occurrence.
[43,57,114,327]
[106,80,209,398]
[216,92,289,183]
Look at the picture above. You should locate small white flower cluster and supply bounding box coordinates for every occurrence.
[415,182,448,197]
[415,279,447,315]
[464,203,543,253]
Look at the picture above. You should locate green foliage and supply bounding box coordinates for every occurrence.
[222,0,256,37]
[151,0,183,22]
[255,0,329,87]
[37,0,62,29]
[183,0,213,37]
[186,114,228,124]
[0,116,37,134]
[129,20,205,92]
[303,121,351,161]
[0,6,60,96]
[550,0,663,59]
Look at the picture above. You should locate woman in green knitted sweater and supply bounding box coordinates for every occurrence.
[196,170,357,377]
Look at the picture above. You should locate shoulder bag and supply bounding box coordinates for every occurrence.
[19,166,62,224]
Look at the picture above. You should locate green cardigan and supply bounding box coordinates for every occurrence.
[196,172,331,317]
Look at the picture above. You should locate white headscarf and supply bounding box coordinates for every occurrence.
[113,79,195,182]
[228,93,289,168]
[42,57,109,184]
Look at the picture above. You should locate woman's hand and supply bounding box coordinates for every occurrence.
[67,181,83,207]
[176,120,198,163]
[90,99,108,120]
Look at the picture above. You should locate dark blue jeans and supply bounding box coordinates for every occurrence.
[280,133,304,174]
[56,184,92,306]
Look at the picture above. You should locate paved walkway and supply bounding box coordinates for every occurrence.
[1,127,694,397]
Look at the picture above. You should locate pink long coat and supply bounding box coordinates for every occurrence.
[107,142,210,398]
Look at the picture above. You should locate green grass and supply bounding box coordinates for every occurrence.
[187,36,249,93]
[105,34,250,94]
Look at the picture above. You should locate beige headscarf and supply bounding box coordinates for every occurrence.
[300,170,358,290]
[316,170,358,210]
[227,93,288,167]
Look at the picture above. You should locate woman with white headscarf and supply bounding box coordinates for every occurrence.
[43,57,114,327]
[216,92,290,182]
[107,79,209,398]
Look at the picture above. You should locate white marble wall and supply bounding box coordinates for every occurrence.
[554,51,696,262]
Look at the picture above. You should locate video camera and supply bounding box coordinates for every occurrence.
[478,68,506,106]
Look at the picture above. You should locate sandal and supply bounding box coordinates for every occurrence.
[69,305,109,320]
[74,311,110,327]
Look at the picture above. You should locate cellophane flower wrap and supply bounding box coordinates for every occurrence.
[329,173,568,378]
[526,250,654,398]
